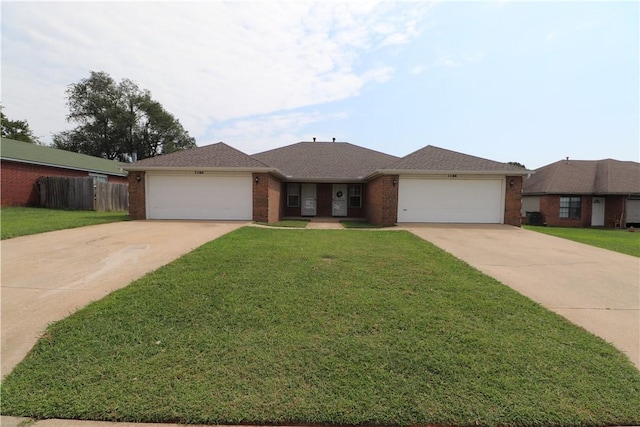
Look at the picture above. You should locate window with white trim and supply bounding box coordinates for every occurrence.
[559,196,581,219]
[287,183,300,207]
[348,184,362,208]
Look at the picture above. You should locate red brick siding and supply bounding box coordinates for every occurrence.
[365,175,398,227]
[128,171,146,219]
[252,173,281,223]
[604,195,625,228]
[540,195,591,227]
[539,195,627,228]
[504,175,522,226]
[1,159,126,207]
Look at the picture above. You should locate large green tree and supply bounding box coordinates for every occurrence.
[53,71,196,161]
[1,106,41,144]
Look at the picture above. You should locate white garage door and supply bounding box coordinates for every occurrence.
[626,199,640,224]
[398,177,504,223]
[147,173,252,220]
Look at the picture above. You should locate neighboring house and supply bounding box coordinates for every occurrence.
[1,137,128,206]
[125,140,527,227]
[522,158,640,228]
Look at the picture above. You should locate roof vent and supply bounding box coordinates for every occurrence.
[333,137,336,142]
[313,137,316,142]
[565,156,569,164]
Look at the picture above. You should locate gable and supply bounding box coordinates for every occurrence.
[386,145,528,174]
[125,142,270,170]
[252,141,399,180]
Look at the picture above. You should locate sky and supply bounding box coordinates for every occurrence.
[1,1,638,169]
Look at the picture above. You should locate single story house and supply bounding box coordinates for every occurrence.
[1,137,128,206]
[522,158,640,228]
[124,141,529,227]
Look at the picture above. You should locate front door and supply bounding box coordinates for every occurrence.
[591,197,605,226]
[301,183,316,216]
[332,184,347,216]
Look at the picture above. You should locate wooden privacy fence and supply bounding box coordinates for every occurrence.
[38,176,129,211]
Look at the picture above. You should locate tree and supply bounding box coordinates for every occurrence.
[1,106,42,144]
[53,71,196,161]
[508,161,526,169]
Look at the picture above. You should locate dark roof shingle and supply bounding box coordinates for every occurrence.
[252,141,400,180]
[126,142,269,169]
[523,159,640,195]
[387,145,528,173]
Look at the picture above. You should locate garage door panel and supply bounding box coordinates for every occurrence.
[626,199,640,224]
[147,174,252,220]
[398,178,503,223]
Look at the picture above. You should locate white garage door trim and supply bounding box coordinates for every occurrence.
[398,176,505,223]
[146,171,252,220]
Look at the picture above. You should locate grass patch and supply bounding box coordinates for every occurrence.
[340,220,383,228]
[2,228,639,426]
[1,207,129,239]
[524,225,640,257]
[255,219,309,228]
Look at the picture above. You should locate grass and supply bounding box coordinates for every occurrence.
[255,219,309,228]
[524,225,640,257]
[2,228,640,426]
[0,207,129,240]
[340,220,384,228]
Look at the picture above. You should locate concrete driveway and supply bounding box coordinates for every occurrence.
[402,224,640,370]
[1,220,245,378]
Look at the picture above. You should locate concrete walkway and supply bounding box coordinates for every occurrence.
[1,220,245,379]
[402,224,640,369]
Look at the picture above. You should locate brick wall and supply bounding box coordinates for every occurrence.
[252,173,281,223]
[504,175,522,226]
[128,171,146,219]
[604,195,625,228]
[365,175,398,227]
[540,195,592,227]
[1,160,127,207]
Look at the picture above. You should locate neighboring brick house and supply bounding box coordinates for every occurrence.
[1,137,128,207]
[522,158,640,228]
[125,140,528,227]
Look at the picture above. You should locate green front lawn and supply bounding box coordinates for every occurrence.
[524,225,640,257]
[340,220,383,228]
[255,219,309,228]
[2,228,639,426]
[1,207,129,239]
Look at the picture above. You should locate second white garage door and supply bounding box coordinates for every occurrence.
[147,173,252,220]
[398,177,504,223]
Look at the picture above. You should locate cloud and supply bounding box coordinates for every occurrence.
[208,111,350,154]
[1,1,430,147]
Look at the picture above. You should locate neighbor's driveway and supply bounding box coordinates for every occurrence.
[1,220,245,378]
[402,224,640,370]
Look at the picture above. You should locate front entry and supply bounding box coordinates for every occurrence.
[591,197,605,226]
[301,183,317,216]
[332,184,347,216]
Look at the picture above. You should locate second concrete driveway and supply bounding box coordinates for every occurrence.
[1,220,245,378]
[403,224,640,370]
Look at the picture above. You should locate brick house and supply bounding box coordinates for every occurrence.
[1,137,128,207]
[125,140,528,227]
[522,158,640,228]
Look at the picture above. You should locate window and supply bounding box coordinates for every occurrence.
[348,184,362,208]
[559,196,581,219]
[287,183,300,207]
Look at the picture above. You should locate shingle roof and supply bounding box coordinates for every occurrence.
[385,145,528,173]
[523,159,640,195]
[252,141,400,180]
[0,137,127,176]
[126,142,269,169]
